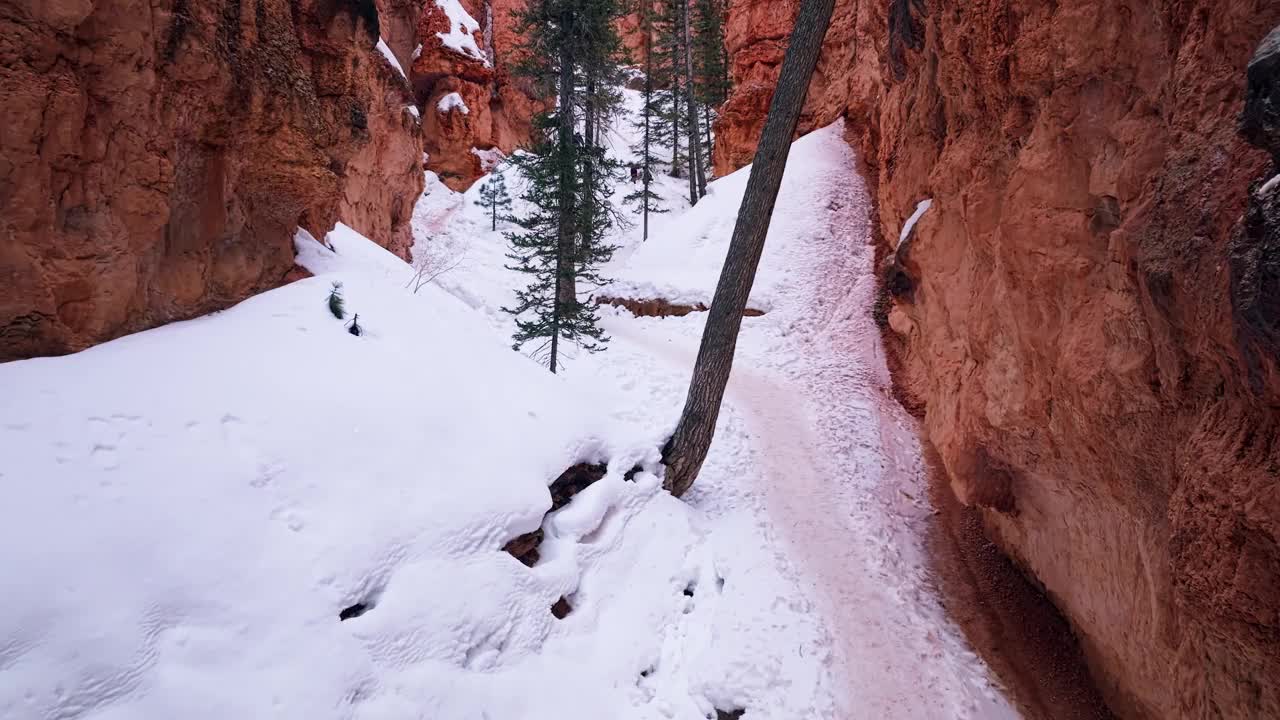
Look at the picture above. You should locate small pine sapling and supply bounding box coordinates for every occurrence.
[347,313,362,336]
[328,282,346,319]
[476,170,514,232]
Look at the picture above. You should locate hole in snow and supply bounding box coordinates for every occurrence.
[502,528,543,567]
[551,596,573,619]
[716,574,726,592]
[339,602,371,621]
[715,709,745,720]
[503,462,607,566]
[339,575,388,621]
[683,581,696,597]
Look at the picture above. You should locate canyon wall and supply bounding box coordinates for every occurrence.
[412,0,542,189]
[718,0,1280,718]
[0,0,424,361]
[412,0,649,190]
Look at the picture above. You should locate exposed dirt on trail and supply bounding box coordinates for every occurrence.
[597,296,765,318]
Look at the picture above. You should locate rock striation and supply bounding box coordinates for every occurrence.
[412,0,542,190]
[0,0,425,360]
[718,2,1280,717]
[721,2,1280,712]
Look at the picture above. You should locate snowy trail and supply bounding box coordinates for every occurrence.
[408,105,1019,717]
[591,117,1018,718]
[607,310,1007,718]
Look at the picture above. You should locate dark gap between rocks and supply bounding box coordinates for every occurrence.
[503,462,608,566]
[551,596,573,619]
[339,602,371,621]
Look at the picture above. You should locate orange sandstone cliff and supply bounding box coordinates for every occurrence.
[412,0,542,189]
[718,1,1280,717]
[0,0,425,361]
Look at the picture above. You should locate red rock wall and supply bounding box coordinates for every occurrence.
[413,0,542,190]
[412,0,652,190]
[0,0,424,361]
[718,0,1280,717]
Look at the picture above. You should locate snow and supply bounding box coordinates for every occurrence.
[405,105,420,120]
[1,85,1019,720]
[1261,172,1280,196]
[437,92,469,115]
[471,146,505,173]
[434,0,488,66]
[412,43,423,61]
[375,38,406,79]
[899,197,933,245]
[410,104,1020,717]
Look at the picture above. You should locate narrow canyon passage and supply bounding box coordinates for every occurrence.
[592,121,1023,717]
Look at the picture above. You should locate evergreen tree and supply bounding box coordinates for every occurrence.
[504,0,625,373]
[679,0,707,202]
[623,0,667,240]
[476,170,514,231]
[692,0,729,176]
[327,282,345,319]
[691,0,730,108]
[651,0,684,177]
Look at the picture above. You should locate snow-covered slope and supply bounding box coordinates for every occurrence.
[0,223,831,720]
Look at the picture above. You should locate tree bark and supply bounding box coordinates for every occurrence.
[552,11,578,374]
[669,6,683,178]
[661,0,836,496]
[681,0,703,204]
[643,4,653,241]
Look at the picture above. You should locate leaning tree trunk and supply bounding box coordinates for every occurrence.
[661,0,837,496]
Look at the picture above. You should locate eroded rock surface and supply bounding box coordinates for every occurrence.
[712,2,1280,717]
[0,0,424,360]
[719,2,1280,717]
[412,0,541,190]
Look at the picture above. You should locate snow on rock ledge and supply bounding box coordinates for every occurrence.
[376,37,407,79]
[437,91,470,114]
[434,0,489,65]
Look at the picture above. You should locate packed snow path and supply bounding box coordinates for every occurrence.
[591,121,1014,717]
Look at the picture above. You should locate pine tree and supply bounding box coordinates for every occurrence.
[691,0,730,108]
[652,0,684,177]
[623,1,667,240]
[679,0,707,202]
[327,282,345,319]
[692,0,729,177]
[504,0,625,373]
[476,170,514,231]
